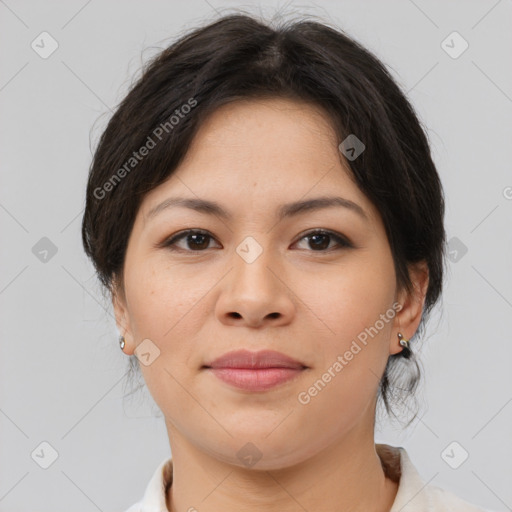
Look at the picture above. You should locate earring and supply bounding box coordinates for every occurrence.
[119,335,125,350]
[397,332,409,349]
[397,332,412,359]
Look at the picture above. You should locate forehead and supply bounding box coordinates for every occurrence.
[139,97,378,225]
[188,97,339,152]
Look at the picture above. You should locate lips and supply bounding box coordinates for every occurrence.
[204,349,307,370]
[203,349,308,392]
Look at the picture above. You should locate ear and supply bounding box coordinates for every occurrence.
[111,277,135,355]
[389,261,429,355]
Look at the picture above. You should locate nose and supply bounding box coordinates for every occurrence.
[215,243,295,329]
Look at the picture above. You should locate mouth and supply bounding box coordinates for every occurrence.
[202,349,308,392]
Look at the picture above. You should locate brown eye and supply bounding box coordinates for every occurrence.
[294,230,353,252]
[161,230,219,252]
[159,228,352,254]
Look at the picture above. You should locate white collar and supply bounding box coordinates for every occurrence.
[128,444,486,511]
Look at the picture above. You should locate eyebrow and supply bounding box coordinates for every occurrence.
[146,195,369,222]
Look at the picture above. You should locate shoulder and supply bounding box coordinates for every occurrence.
[122,456,173,512]
[421,483,491,511]
[376,444,491,512]
[123,503,143,512]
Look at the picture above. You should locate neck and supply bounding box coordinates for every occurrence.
[165,424,398,512]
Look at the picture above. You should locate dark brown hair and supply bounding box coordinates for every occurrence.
[82,13,446,424]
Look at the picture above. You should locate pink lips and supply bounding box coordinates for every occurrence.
[203,349,307,392]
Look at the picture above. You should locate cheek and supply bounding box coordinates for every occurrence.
[297,252,396,394]
[294,271,395,437]
[125,262,209,409]
[301,253,395,335]
[125,258,202,338]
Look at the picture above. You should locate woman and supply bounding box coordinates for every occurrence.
[81,12,487,512]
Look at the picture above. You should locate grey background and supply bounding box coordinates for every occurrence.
[1,1,511,511]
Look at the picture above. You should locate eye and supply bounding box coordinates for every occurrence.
[160,229,220,252]
[293,229,353,252]
[158,228,353,253]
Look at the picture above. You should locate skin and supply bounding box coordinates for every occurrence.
[113,98,429,512]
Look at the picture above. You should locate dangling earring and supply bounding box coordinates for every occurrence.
[397,332,411,358]
[119,335,126,351]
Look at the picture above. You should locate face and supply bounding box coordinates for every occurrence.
[113,98,425,470]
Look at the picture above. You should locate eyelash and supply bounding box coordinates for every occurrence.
[159,229,353,253]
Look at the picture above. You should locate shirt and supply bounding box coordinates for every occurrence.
[124,443,491,512]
